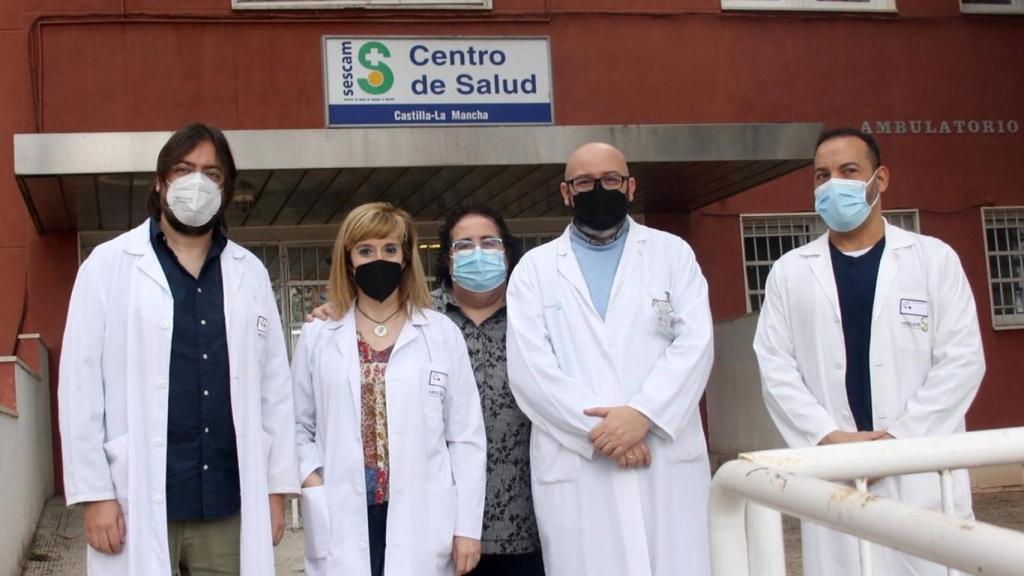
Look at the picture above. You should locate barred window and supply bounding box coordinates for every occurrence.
[282,244,333,351]
[982,207,1024,329]
[243,242,286,328]
[741,210,919,313]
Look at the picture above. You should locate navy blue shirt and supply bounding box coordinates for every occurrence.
[150,219,240,521]
[830,237,886,433]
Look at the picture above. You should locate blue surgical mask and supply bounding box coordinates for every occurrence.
[452,248,507,293]
[814,169,880,233]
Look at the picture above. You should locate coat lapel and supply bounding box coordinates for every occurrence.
[125,219,170,294]
[391,308,429,359]
[799,233,842,321]
[556,223,623,353]
[554,227,595,314]
[329,309,363,421]
[608,218,646,304]
[800,221,916,324]
[871,222,916,322]
[221,242,247,331]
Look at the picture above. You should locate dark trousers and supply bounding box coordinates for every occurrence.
[471,551,546,576]
[368,503,388,576]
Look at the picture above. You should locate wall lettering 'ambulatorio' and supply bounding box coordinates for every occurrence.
[862,120,1020,136]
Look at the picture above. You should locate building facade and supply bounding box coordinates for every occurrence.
[1,0,1022,491]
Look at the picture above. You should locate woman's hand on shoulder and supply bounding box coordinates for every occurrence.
[306,303,336,322]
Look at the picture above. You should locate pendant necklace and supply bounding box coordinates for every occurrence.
[357,303,401,337]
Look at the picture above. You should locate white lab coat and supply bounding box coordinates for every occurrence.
[754,222,985,576]
[506,219,715,576]
[58,220,300,576]
[292,307,486,576]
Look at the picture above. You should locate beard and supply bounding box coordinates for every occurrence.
[159,194,223,237]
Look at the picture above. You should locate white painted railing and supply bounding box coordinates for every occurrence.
[709,427,1024,576]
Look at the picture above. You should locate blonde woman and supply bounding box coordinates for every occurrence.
[292,202,486,576]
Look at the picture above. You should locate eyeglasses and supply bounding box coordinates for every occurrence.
[564,173,628,194]
[450,237,504,255]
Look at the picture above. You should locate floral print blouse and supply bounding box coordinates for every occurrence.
[358,334,392,506]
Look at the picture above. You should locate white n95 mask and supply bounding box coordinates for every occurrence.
[166,172,222,227]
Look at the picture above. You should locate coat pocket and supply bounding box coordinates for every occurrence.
[300,485,331,559]
[425,485,457,561]
[669,423,709,463]
[102,433,130,516]
[530,434,581,483]
[669,443,706,464]
[647,288,677,341]
[423,362,449,421]
[895,293,932,351]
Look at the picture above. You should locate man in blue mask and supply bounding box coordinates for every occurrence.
[753,128,985,576]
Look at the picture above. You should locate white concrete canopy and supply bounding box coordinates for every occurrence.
[14,123,822,232]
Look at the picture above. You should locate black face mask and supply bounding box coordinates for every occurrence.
[355,259,403,302]
[572,183,629,231]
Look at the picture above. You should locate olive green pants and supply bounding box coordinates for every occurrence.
[167,513,241,576]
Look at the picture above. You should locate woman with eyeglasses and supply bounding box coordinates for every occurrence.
[292,202,486,576]
[432,205,545,576]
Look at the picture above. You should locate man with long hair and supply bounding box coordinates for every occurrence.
[59,123,298,576]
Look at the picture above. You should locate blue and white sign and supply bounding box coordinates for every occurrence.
[323,37,553,127]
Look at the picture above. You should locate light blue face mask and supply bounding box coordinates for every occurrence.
[452,247,507,293]
[814,169,880,233]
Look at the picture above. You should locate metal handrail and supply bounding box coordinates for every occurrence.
[709,427,1024,576]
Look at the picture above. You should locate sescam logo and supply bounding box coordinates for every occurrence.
[357,41,394,95]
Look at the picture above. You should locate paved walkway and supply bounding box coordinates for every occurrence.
[19,491,1024,575]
